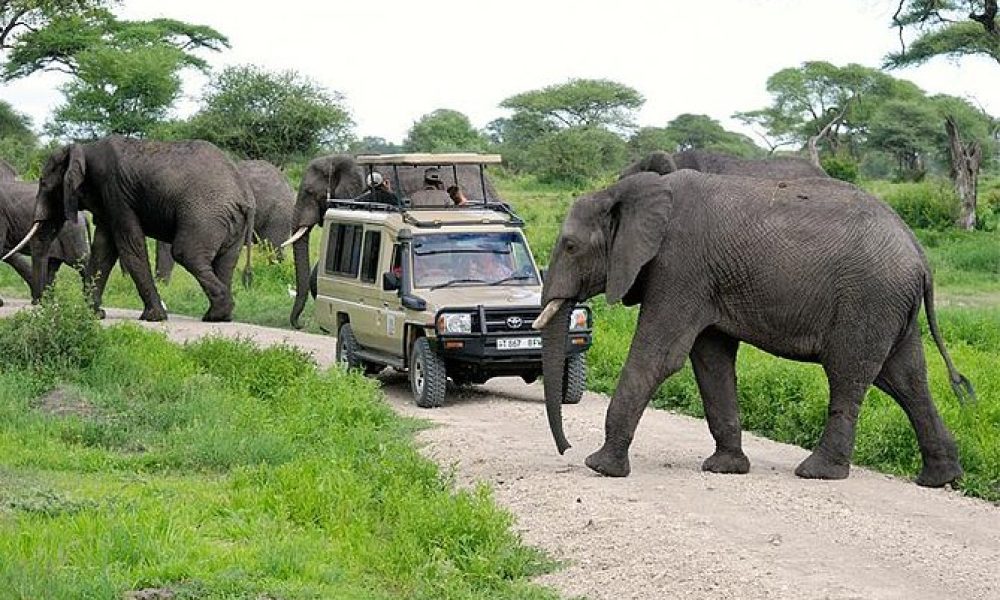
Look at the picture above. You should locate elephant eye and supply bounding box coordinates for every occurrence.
[564,240,577,254]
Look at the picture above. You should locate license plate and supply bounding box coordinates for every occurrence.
[496,337,542,350]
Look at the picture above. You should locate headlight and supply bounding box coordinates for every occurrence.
[437,313,473,334]
[570,308,590,331]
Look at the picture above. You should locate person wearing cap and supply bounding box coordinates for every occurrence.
[423,167,444,191]
[447,185,469,206]
[361,171,399,206]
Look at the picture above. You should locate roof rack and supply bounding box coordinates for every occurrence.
[325,199,524,228]
[355,153,502,166]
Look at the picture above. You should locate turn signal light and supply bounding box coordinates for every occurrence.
[444,341,465,350]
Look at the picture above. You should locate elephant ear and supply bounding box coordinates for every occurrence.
[603,173,673,305]
[63,144,86,222]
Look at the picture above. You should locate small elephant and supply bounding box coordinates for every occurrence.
[1,180,89,305]
[621,149,828,179]
[155,158,294,282]
[5,136,255,322]
[535,170,970,488]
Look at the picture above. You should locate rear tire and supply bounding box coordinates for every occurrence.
[562,353,586,405]
[309,263,318,299]
[410,337,447,408]
[337,323,381,376]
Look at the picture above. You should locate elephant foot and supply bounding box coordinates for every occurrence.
[140,306,168,322]
[202,308,233,322]
[0,297,4,307]
[94,307,107,320]
[585,445,631,477]
[702,448,750,474]
[794,449,850,480]
[915,460,963,488]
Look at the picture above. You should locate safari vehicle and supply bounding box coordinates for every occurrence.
[311,153,592,408]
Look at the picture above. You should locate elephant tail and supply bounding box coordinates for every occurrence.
[923,272,975,404]
[241,205,254,289]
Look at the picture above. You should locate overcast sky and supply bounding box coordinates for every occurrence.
[1,0,996,144]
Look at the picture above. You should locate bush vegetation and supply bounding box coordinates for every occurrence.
[0,280,557,598]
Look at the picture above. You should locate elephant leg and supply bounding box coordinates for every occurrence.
[586,310,704,477]
[113,229,167,322]
[796,356,883,481]
[46,258,62,288]
[85,227,119,318]
[691,328,749,474]
[155,240,174,283]
[172,245,234,322]
[207,241,242,321]
[874,327,962,487]
[5,254,34,295]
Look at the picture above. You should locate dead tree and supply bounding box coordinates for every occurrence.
[945,116,983,231]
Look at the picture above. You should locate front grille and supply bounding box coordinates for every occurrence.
[483,308,541,334]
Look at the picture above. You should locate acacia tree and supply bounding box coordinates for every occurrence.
[886,0,999,67]
[496,79,641,181]
[0,0,110,52]
[630,113,763,158]
[4,7,227,138]
[403,109,488,153]
[186,65,353,166]
[734,62,920,160]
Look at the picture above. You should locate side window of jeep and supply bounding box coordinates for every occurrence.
[360,230,382,284]
[325,223,363,277]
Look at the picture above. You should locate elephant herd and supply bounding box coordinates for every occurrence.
[2,139,973,489]
[1,136,500,325]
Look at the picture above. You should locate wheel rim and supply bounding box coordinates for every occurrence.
[413,354,425,396]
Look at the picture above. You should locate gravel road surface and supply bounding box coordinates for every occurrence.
[3,299,997,600]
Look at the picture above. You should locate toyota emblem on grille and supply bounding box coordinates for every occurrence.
[506,316,524,329]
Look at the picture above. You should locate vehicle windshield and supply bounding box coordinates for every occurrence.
[412,232,540,289]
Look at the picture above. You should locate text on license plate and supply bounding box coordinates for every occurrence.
[496,337,542,350]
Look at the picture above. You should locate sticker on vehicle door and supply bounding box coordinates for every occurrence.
[387,314,397,337]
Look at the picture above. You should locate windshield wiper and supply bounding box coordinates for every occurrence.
[488,274,534,286]
[430,278,488,290]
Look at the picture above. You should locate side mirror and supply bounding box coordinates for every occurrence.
[383,271,401,291]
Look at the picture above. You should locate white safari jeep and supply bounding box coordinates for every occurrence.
[311,153,592,407]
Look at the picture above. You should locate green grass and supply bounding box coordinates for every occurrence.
[0,281,557,599]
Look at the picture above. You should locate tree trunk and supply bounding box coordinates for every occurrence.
[946,116,983,231]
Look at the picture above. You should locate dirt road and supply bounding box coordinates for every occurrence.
[3,299,998,599]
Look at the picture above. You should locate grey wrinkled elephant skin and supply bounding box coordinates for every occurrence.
[621,149,828,179]
[156,158,294,282]
[31,135,255,322]
[0,158,18,182]
[540,170,969,488]
[1,180,89,305]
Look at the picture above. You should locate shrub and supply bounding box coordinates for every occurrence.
[868,178,959,230]
[0,279,103,374]
[529,127,627,186]
[821,155,859,183]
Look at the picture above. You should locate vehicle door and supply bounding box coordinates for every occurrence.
[352,226,387,349]
[366,240,406,356]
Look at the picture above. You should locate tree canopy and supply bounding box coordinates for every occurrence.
[885,0,1000,67]
[630,114,763,158]
[500,78,643,133]
[403,109,488,153]
[185,65,353,166]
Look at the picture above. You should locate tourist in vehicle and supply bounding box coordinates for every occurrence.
[361,172,398,206]
[423,167,444,190]
[447,185,470,206]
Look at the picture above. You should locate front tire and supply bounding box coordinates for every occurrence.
[562,353,586,404]
[410,337,447,408]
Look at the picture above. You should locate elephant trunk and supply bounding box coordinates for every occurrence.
[540,301,573,454]
[289,227,313,329]
[29,221,59,302]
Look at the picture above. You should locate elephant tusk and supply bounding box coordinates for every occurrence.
[2,221,41,261]
[533,299,566,330]
[280,226,309,248]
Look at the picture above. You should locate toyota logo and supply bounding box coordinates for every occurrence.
[506,316,524,329]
